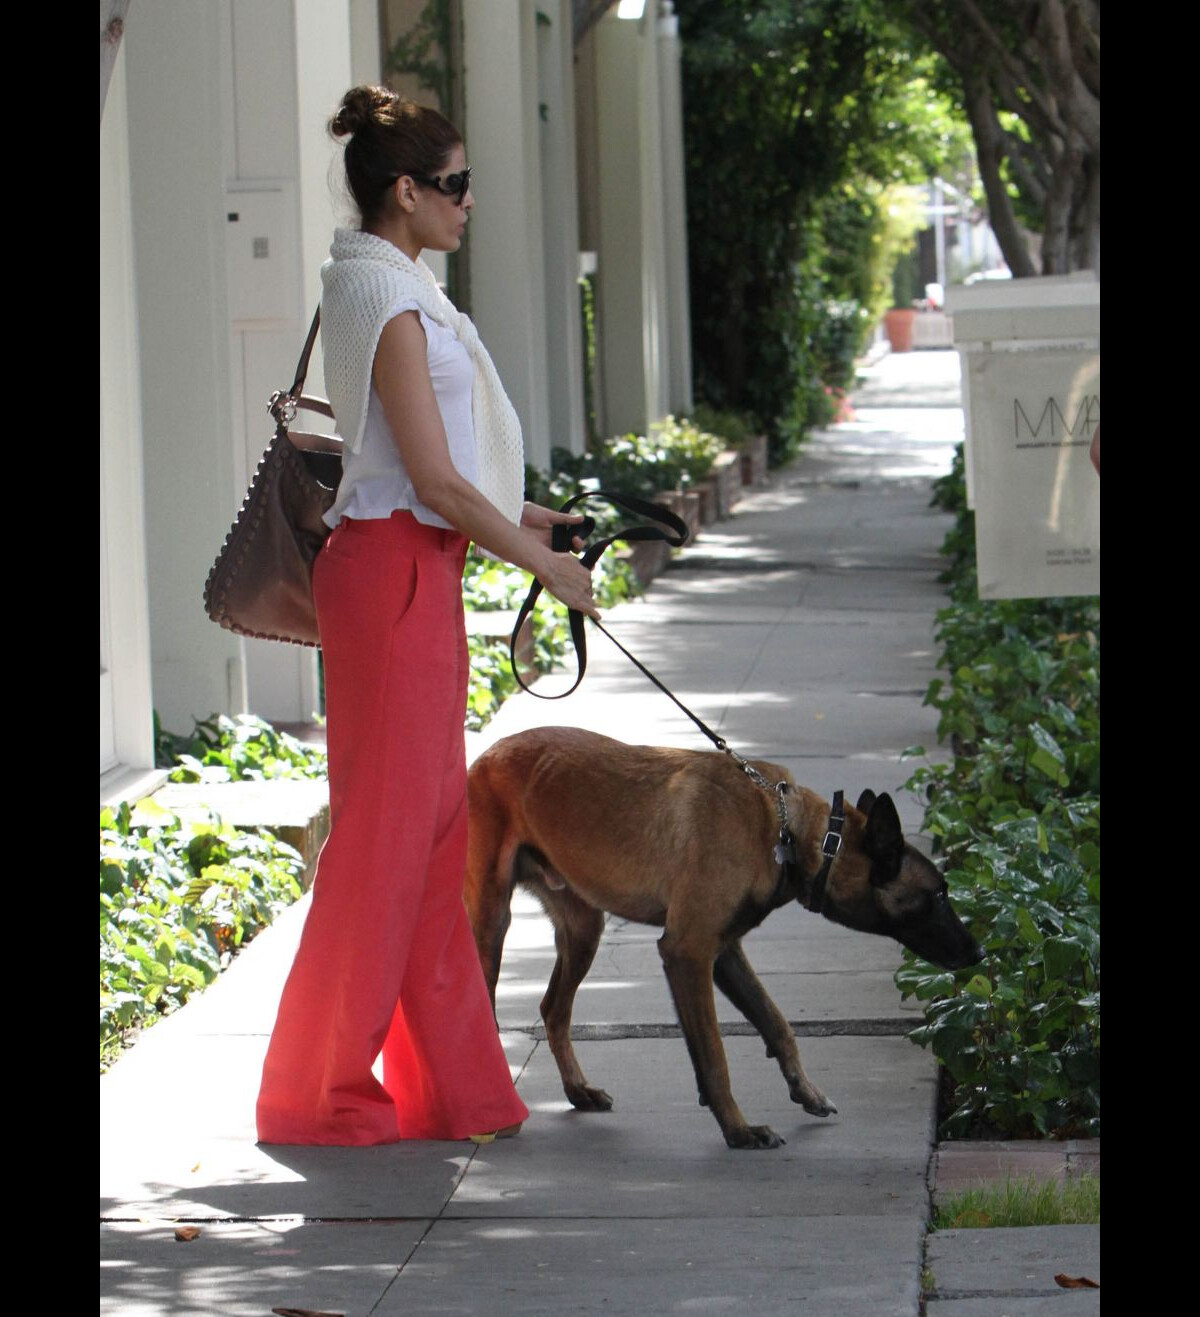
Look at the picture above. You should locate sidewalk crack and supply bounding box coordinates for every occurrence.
[368,1039,541,1314]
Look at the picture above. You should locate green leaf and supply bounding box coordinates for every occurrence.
[1043,936,1083,981]
[130,797,177,828]
[963,974,992,1000]
[1029,724,1065,764]
[1029,748,1064,781]
[1014,907,1043,947]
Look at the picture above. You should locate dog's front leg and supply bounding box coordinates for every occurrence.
[713,942,836,1118]
[540,893,613,1112]
[658,929,784,1150]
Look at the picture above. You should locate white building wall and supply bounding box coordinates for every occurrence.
[591,10,679,437]
[657,2,693,416]
[124,2,245,734]
[461,0,554,471]
[114,1,353,736]
[537,0,587,458]
[100,48,155,781]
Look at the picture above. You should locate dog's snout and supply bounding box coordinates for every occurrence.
[952,940,985,970]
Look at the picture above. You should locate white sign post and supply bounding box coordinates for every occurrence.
[947,277,1100,600]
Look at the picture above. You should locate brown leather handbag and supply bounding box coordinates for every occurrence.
[203,310,344,647]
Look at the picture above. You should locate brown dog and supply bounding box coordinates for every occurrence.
[465,726,982,1150]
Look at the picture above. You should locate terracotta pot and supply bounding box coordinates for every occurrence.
[883,308,917,353]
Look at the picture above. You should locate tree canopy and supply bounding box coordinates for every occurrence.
[678,0,970,449]
[890,0,1100,275]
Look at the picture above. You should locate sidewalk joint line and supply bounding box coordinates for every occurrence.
[502,1018,914,1042]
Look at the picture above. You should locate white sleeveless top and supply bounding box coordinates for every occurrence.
[323,301,478,531]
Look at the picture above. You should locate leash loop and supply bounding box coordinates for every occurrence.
[509,489,689,702]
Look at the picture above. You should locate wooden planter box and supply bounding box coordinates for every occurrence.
[624,538,672,588]
[711,450,744,519]
[620,488,701,587]
[695,479,719,526]
[656,488,702,546]
[738,433,769,487]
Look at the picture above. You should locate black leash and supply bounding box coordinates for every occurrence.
[508,490,845,912]
[509,489,690,701]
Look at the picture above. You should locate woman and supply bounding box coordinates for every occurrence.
[256,86,597,1146]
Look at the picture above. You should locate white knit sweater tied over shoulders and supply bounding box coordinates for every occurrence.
[320,227,525,526]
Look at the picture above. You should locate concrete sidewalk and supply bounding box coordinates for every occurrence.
[100,350,1098,1315]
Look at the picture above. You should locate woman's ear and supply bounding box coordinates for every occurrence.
[394,175,417,213]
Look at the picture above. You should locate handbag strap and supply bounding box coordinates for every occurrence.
[509,490,690,699]
[290,307,321,398]
[269,308,339,438]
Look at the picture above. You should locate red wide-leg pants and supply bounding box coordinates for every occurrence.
[255,511,529,1145]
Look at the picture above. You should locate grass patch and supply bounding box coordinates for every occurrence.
[934,1174,1100,1230]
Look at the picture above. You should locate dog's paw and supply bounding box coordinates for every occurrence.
[566,1082,614,1112]
[788,1079,837,1117]
[725,1124,786,1150]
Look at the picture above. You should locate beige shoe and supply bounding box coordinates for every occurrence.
[468,1121,524,1145]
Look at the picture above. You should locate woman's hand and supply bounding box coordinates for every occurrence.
[533,545,600,620]
[521,502,588,552]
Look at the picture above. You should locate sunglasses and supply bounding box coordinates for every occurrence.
[407,166,472,206]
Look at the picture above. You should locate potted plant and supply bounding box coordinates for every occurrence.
[883,246,920,352]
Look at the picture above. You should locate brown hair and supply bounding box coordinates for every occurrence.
[330,85,463,224]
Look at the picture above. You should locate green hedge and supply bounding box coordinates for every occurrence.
[896,446,1100,1139]
[100,796,305,1068]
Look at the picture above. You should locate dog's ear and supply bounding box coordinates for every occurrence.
[856,789,877,814]
[864,792,905,887]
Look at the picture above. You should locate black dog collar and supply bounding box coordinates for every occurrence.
[775,790,846,915]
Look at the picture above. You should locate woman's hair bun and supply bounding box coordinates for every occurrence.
[329,85,462,223]
[330,85,397,139]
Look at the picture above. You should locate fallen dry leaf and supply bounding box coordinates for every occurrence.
[174,1226,201,1242]
[1054,1274,1099,1290]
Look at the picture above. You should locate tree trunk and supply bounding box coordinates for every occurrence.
[962,66,1038,277]
[100,0,133,121]
[1073,155,1101,273]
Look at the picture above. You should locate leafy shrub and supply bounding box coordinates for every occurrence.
[536,418,723,502]
[160,713,327,783]
[688,403,761,450]
[100,797,304,1067]
[896,445,1100,1139]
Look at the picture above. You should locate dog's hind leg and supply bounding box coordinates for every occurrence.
[463,832,518,1010]
[659,927,783,1149]
[538,890,613,1112]
[713,942,836,1118]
